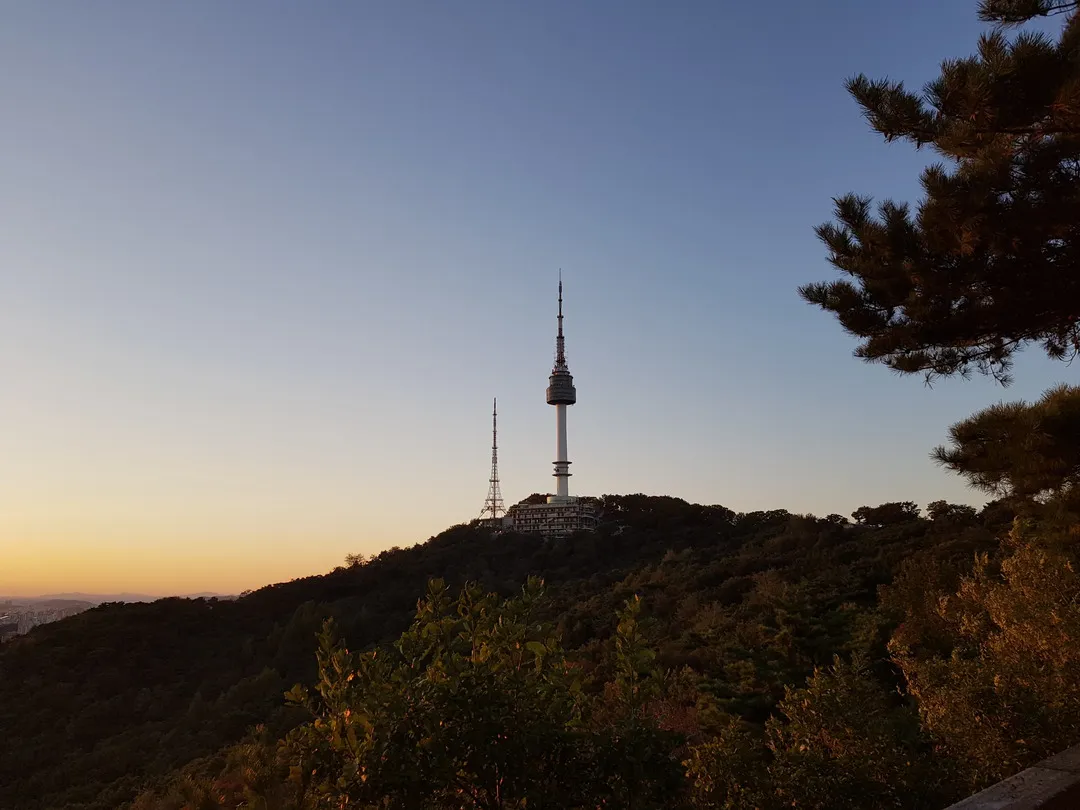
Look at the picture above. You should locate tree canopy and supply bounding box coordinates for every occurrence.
[800,2,1080,383]
[933,384,1080,500]
[852,501,921,526]
[892,520,1080,787]
[286,579,685,809]
[3,494,1018,810]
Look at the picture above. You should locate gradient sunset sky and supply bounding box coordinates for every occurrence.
[1,2,1066,597]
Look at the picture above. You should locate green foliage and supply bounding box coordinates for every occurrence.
[684,657,954,810]
[767,657,951,809]
[933,384,1080,500]
[800,3,1080,383]
[794,6,1080,800]
[1,496,1007,809]
[129,728,300,810]
[684,716,774,810]
[893,519,1080,787]
[286,579,686,809]
[612,594,658,720]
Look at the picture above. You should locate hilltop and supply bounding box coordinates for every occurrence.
[0,494,1008,810]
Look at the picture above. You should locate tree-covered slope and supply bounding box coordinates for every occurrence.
[0,494,1007,810]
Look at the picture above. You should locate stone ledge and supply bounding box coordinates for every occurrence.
[945,744,1080,810]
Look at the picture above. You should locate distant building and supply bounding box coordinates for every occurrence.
[507,498,598,537]
[0,600,93,639]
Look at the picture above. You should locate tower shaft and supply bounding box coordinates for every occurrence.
[555,403,569,498]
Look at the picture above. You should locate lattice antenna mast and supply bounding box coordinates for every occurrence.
[480,397,505,522]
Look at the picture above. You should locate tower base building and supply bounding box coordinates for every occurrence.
[506,497,598,537]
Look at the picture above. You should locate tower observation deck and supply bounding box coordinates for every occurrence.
[546,275,576,501]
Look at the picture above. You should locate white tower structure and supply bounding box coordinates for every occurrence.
[502,272,597,538]
[545,274,577,502]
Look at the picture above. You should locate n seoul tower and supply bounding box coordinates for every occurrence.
[546,274,577,502]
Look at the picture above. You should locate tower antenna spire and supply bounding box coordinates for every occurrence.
[555,270,566,369]
[480,397,505,525]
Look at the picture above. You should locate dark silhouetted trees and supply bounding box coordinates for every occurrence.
[800,2,1080,383]
[933,384,1080,501]
[796,3,1080,801]
[3,495,1011,810]
[926,500,979,524]
[851,502,921,526]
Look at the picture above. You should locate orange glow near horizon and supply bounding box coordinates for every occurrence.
[0,510,424,598]
[2,541,339,598]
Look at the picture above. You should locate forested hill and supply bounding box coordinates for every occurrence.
[0,494,1007,810]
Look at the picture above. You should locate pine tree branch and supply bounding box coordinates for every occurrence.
[889,124,1079,145]
[980,0,1080,25]
[1046,1,1080,15]
[808,1,1080,385]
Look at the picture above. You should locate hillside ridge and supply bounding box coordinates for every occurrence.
[0,494,1005,810]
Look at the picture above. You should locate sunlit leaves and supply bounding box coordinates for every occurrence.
[288,580,686,808]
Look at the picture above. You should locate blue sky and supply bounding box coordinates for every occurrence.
[0,1,1067,595]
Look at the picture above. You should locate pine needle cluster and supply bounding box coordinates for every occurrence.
[801,2,1080,384]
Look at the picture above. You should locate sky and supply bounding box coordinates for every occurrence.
[0,1,1069,597]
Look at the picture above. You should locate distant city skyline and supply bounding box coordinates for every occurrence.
[1,591,227,603]
[0,2,1067,596]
